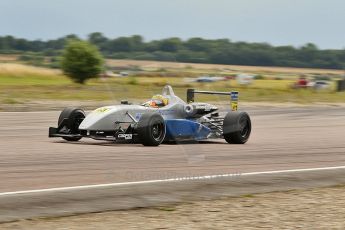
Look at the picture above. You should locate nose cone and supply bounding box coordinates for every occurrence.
[79,106,118,130]
[78,105,147,131]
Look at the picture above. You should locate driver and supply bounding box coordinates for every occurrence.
[143,94,169,108]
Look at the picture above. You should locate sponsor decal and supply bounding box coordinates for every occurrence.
[157,109,175,116]
[95,107,110,113]
[135,113,142,120]
[231,101,238,111]
[231,91,239,111]
[231,91,239,101]
[118,134,133,140]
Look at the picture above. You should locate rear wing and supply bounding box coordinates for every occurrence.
[187,89,239,111]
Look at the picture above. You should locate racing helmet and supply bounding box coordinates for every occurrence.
[146,94,169,108]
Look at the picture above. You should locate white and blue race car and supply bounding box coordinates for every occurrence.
[49,85,251,146]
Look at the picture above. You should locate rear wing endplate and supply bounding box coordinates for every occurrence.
[187,89,239,111]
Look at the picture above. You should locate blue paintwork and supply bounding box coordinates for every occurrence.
[165,119,211,141]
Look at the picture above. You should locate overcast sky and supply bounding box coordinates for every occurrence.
[0,0,344,49]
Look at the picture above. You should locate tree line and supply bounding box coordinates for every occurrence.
[1,33,345,69]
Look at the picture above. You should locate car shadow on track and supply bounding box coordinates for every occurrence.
[52,139,228,147]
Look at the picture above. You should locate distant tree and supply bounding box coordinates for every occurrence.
[88,32,107,44]
[64,34,80,41]
[1,36,15,50]
[1,34,345,70]
[185,38,209,52]
[60,40,104,84]
[130,35,144,51]
[88,32,108,51]
[158,38,182,52]
[14,38,31,51]
[144,40,160,52]
[108,37,134,52]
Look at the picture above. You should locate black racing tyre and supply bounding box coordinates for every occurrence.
[223,111,251,144]
[58,107,85,141]
[137,113,166,146]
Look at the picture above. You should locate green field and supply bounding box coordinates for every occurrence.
[0,63,344,109]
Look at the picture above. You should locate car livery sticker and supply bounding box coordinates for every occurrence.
[231,91,239,111]
[135,113,142,120]
[95,107,110,113]
[118,134,133,140]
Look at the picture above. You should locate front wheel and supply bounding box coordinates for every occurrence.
[137,113,166,146]
[223,111,251,144]
[58,107,85,141]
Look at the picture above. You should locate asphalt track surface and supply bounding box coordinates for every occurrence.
[0,106,345,221]
[1,107,345,192]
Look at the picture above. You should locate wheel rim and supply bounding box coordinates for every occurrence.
[151,122,164,141]
[239,117,250,138]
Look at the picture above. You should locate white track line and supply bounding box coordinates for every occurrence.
[1,165,345,197]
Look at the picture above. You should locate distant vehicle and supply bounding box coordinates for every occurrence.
[49,85,251,146]
[119,71,129,77]
[195,76,225,82]
[224,75,236,80]
[101,71,118,78]
[101,71,130,78]
[292,76,309,89]
[236,74,254,85]
[307,80,330,90]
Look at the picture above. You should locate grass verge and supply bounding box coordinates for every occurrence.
[0,63,344,107]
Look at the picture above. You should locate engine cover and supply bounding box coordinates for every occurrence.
[184,102,218,118]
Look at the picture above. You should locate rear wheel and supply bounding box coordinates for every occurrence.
[58,107,85,141]
[223,111,251,144]
[137,113,166,146]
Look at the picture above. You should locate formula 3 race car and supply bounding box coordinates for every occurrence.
[49,85,251,146]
